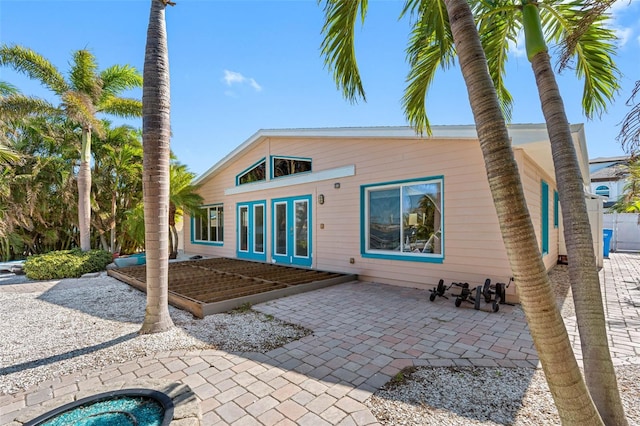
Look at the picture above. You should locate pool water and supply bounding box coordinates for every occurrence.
[38,396,164,426]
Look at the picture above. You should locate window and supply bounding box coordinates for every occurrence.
[193,205,224,244]
[362,177,443,262]
[541,181,549,255]
[272,156,312,179]
[237,159,266,185]
[595,185,610,198]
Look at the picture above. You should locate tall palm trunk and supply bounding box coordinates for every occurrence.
[443,0,602,423]
[140,0,174,334]
[78,127,92,251]
[530,51,627,425]
[521,3,626,422]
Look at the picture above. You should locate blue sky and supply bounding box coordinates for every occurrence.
[1,0,639,176]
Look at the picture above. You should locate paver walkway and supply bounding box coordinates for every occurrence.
[2,253,639,425]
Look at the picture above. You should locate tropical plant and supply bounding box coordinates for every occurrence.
[0,45,143,251]
[471,1,625,421]
[168,161,203,259]
[139,0,176,334]
[92,124,143,253]
[319,0,606,423]
[611,159,640,212]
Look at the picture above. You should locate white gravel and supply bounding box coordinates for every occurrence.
[0,274,309,395]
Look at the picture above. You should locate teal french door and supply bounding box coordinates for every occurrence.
[237,200,266,261]
[271,195,312,267]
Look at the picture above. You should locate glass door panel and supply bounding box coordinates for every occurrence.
[275,202,287,256]
[294,200,309,258]
[239,206,248,252]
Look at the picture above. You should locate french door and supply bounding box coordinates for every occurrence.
[272,195,312,267]
[237,201,266,261]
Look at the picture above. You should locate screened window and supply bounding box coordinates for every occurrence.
[595,185,610,198]
[193,205,224,243]
[364,178,443,260]
[238,160,266,185]
[272,156,312,178]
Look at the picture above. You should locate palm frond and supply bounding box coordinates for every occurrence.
[540,2,620,119]
[0,44,69,95]
[0,81,19,97]
[100,65,143,100]
[319,0,368,103]
[69,50,102,104]
[0,95,60,119]
[618,80,640,155]
[402,0,455,134]
[62,91,104,136]
[98,97,143,119]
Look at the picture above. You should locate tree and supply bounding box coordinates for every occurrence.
[139,0,175,334]
[0,46,142,251]
[319,0,604,423]
[92,124,144,253]
[612,159,640,212]
[168,161,203,259]
[471,1,625,421]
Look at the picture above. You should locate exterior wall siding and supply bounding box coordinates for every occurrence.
[185,135,561,302]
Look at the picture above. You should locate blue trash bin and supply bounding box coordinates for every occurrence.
[603,228,613,258]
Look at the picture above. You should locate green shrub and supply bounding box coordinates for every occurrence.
[23,249,113,280]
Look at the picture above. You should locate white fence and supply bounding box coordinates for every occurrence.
[604,213,640,252]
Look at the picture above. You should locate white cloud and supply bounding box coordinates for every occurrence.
[615,26,633,47]
[222,70,262,93]
[508,30,526,58]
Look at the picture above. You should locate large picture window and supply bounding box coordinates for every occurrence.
[362,177,443,262]
[193,205,224,244]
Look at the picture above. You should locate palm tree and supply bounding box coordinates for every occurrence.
[168,161,203,259]
[0,46,142,251]
[139,0,176,334]
[471,2,625,422]
[92,124,143,253]
[0,81,20,164]
[319,0,604,423]
[612,159,640,212]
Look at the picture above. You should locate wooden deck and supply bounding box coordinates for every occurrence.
[107,257,356,318]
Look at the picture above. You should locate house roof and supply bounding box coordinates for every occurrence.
[589,155,629,164]
[590,163,628,181]
[194,123,589,188]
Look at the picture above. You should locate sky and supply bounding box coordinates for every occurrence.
[1,0,639,177]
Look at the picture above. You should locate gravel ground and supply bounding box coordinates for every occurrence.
[0,273,310,395]
[1,266,638,425]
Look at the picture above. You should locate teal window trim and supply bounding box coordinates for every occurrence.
[360,176,444,264]
[541,181,549,255]
[235,158,266,186]
[270,194,313,267]
[553,190,559,228]
[595,185,610,198]
[269,155,313,180]
[236,200,267,261]
[191,203,224,246]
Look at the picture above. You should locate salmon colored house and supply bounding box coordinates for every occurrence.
[184,124,598,301]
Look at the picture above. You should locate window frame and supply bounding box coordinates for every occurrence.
[360,176,444,263]
[191,204,224,246]
[595,185,610,198]
[270,155,312,180]
[236,158,266,186]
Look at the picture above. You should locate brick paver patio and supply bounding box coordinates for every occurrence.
[2,253,639,425]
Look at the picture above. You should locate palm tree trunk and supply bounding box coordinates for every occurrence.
[78,127,92,251]
[140,0,174,334]
[531,51,627,425]
[110,191,117,253]
[443,0,602,423]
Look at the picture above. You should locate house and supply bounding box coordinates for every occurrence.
[589,156,630,208]
[185,124,600,302]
